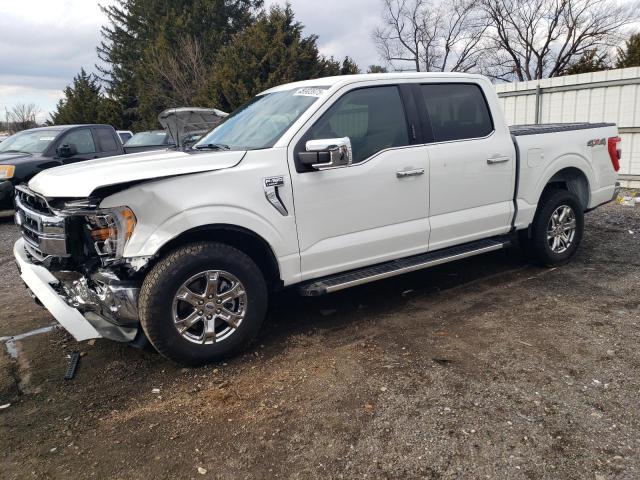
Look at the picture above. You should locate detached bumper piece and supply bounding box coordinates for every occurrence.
[14,238,101,341]
[14,239,140,342]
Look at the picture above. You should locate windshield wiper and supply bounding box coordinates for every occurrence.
[193,143,230,151]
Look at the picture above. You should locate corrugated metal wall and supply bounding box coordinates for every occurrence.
[495,67,640,182]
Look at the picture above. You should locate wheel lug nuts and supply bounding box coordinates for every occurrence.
[198,310,203,315]
[216,309,221,314]
[208,295,213,299]
[216,299,222,304]
[198,301,204,305]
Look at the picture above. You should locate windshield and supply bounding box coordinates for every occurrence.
[0,129,59,154]
[125,131,172,147]
[194,87,328,151]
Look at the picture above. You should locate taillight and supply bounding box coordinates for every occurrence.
[607,136,621,172]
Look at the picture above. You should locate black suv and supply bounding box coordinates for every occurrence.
[0,124,124,208]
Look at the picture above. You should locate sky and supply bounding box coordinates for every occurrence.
[0,0,381,123]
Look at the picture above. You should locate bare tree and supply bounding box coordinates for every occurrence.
[143,36,210,106]
[482,0,639,81]
[8,103,39,132]
[372,0,490,72]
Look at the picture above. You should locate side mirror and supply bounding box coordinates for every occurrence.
[299,137,352,170]
[56,143,77,158]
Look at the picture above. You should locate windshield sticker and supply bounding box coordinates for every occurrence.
[39,136,55,141]
[294,87,325,97]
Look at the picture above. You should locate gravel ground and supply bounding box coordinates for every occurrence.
[0,200,639,479]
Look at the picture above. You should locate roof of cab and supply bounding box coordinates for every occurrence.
[260,72,486,95]
[23,124,114,132]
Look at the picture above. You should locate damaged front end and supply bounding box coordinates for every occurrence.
[13,185,149,343]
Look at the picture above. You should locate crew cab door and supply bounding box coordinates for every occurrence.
[288,84,430,281]
[418,82,515,250]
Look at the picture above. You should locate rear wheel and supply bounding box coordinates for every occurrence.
[526,189,584,267]
[139,242,267,366]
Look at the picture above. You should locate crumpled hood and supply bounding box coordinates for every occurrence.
[29,149,246,198]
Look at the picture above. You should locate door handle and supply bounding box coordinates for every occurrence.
[487,156,510,165]
[396,168,425,178]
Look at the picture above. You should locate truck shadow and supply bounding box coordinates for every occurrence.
[256,247,531,361]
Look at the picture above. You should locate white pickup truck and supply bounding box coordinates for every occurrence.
[13,73,621,365]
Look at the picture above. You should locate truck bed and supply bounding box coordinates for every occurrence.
[510,123,615,136]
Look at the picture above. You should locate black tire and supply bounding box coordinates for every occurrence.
[139,242,268,366]
[526,189,584,267]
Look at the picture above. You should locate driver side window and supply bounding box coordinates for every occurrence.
[59,129,96,154]
[307,86,410,164]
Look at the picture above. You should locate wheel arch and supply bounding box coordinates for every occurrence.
[539,165,591,211]
[152,224,283,290]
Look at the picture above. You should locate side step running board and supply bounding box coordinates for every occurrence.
[298,236,512,296]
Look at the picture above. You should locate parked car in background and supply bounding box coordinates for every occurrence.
[117,130,133,144]
[0,124,123,208]
[123,130,174,154]
[0,134,9,143]
[158,107,227,148]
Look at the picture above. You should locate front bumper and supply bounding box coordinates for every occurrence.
[13,238,140,342]
[0,180,13,206]
[14,238,101,341]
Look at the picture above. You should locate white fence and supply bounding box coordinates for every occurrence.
[495,67,640,185]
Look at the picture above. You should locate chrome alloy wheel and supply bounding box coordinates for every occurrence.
[172,270,247,344]
[547,205,577,254]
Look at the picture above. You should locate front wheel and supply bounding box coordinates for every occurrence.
[526,189,584,267]
[139,242,268,366]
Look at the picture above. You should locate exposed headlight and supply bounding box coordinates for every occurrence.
[84,207,136,258]
[0,165,15,180]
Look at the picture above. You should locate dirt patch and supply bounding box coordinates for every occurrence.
[1,202,639,479]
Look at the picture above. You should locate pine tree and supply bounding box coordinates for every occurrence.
[616,33,640,68]
[367,65,388,73]
[340,57,361,75]
[561,50,609,76]
[97,0,262,129]
[210,5,355,111]
[50,69,112,125]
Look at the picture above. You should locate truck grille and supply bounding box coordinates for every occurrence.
[14,185,68,260]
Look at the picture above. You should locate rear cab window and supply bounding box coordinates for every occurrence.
[419,83,494,142]
[95,128,119,153]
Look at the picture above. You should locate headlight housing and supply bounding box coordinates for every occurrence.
[0,165,15,180]
[84,207,136,259]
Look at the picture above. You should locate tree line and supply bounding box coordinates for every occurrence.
[47,0,640,131]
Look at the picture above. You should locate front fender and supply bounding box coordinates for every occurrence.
[131,205,288,258]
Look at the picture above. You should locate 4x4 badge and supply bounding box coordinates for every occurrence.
[263,176,288,216]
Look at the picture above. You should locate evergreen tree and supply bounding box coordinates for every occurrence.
[210,5,354,111]
[561,50,609,76]
[367,65,388,73]
[97,0,262,129]
[50,69,112,125]
[340,57,361,74]
[616,33,640,68]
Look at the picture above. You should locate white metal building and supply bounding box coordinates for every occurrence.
[495,67,640,186]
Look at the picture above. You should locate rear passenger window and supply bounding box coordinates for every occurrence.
[420,84,493,142]
[96,128,118,152]
[307,86,409,163]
